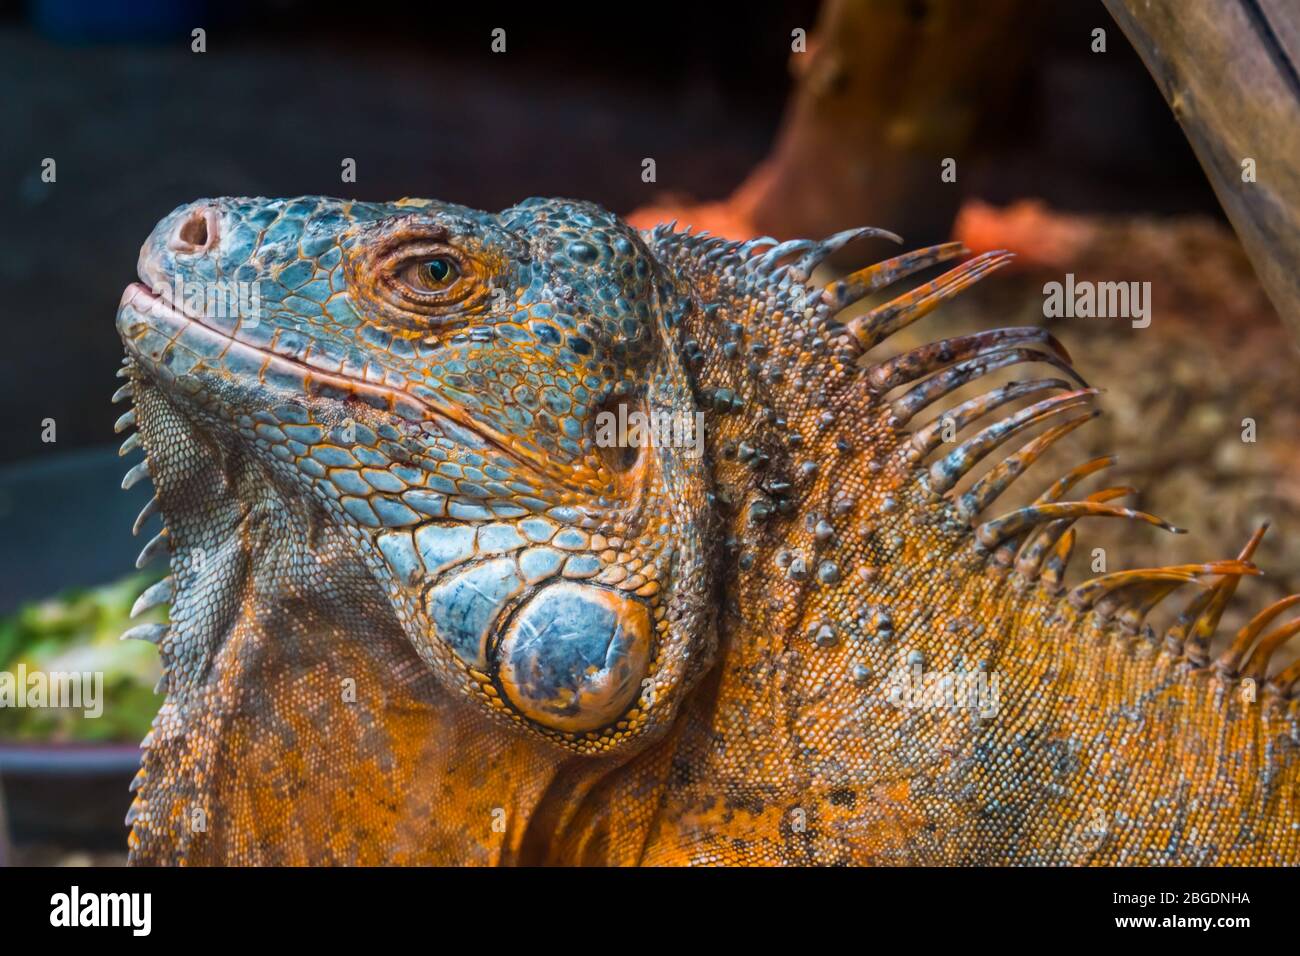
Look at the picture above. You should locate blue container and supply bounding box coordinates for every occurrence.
[32,0,212,43]
[0,446,154,851]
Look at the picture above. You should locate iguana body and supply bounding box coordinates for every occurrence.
[114,196,1300,865]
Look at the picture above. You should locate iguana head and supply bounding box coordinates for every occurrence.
[117,196,714,754]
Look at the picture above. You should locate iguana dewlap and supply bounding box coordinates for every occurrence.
[113,195,1300,865]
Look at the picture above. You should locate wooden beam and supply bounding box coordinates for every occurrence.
[1104,0,1300,344]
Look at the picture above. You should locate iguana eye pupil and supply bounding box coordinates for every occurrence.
[419,257,455,286]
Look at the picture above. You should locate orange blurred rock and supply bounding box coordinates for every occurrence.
[953,199,1092,268]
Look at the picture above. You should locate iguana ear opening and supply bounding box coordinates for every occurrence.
[593,391,649,476]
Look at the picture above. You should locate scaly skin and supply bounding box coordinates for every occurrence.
[114,196,1300,865]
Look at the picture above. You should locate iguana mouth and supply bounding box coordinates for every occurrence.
[116,281,557,487]
[118,280,436,422]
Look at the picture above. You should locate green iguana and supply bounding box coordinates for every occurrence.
[113,195,1300,864]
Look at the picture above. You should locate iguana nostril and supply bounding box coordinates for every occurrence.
[169,206,217,254]
[498,581,652,733]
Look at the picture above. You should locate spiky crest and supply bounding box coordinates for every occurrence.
[651,221,1300,700]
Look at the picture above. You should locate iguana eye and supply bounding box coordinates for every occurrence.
[375,243,478,314]
[400,256,460,291]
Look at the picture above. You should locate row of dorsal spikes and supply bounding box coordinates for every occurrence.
[658,223,1300,697]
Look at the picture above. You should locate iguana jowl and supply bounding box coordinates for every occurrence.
[113,195,1300,865]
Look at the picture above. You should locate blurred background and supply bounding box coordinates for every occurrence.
[0,0,1295,864]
